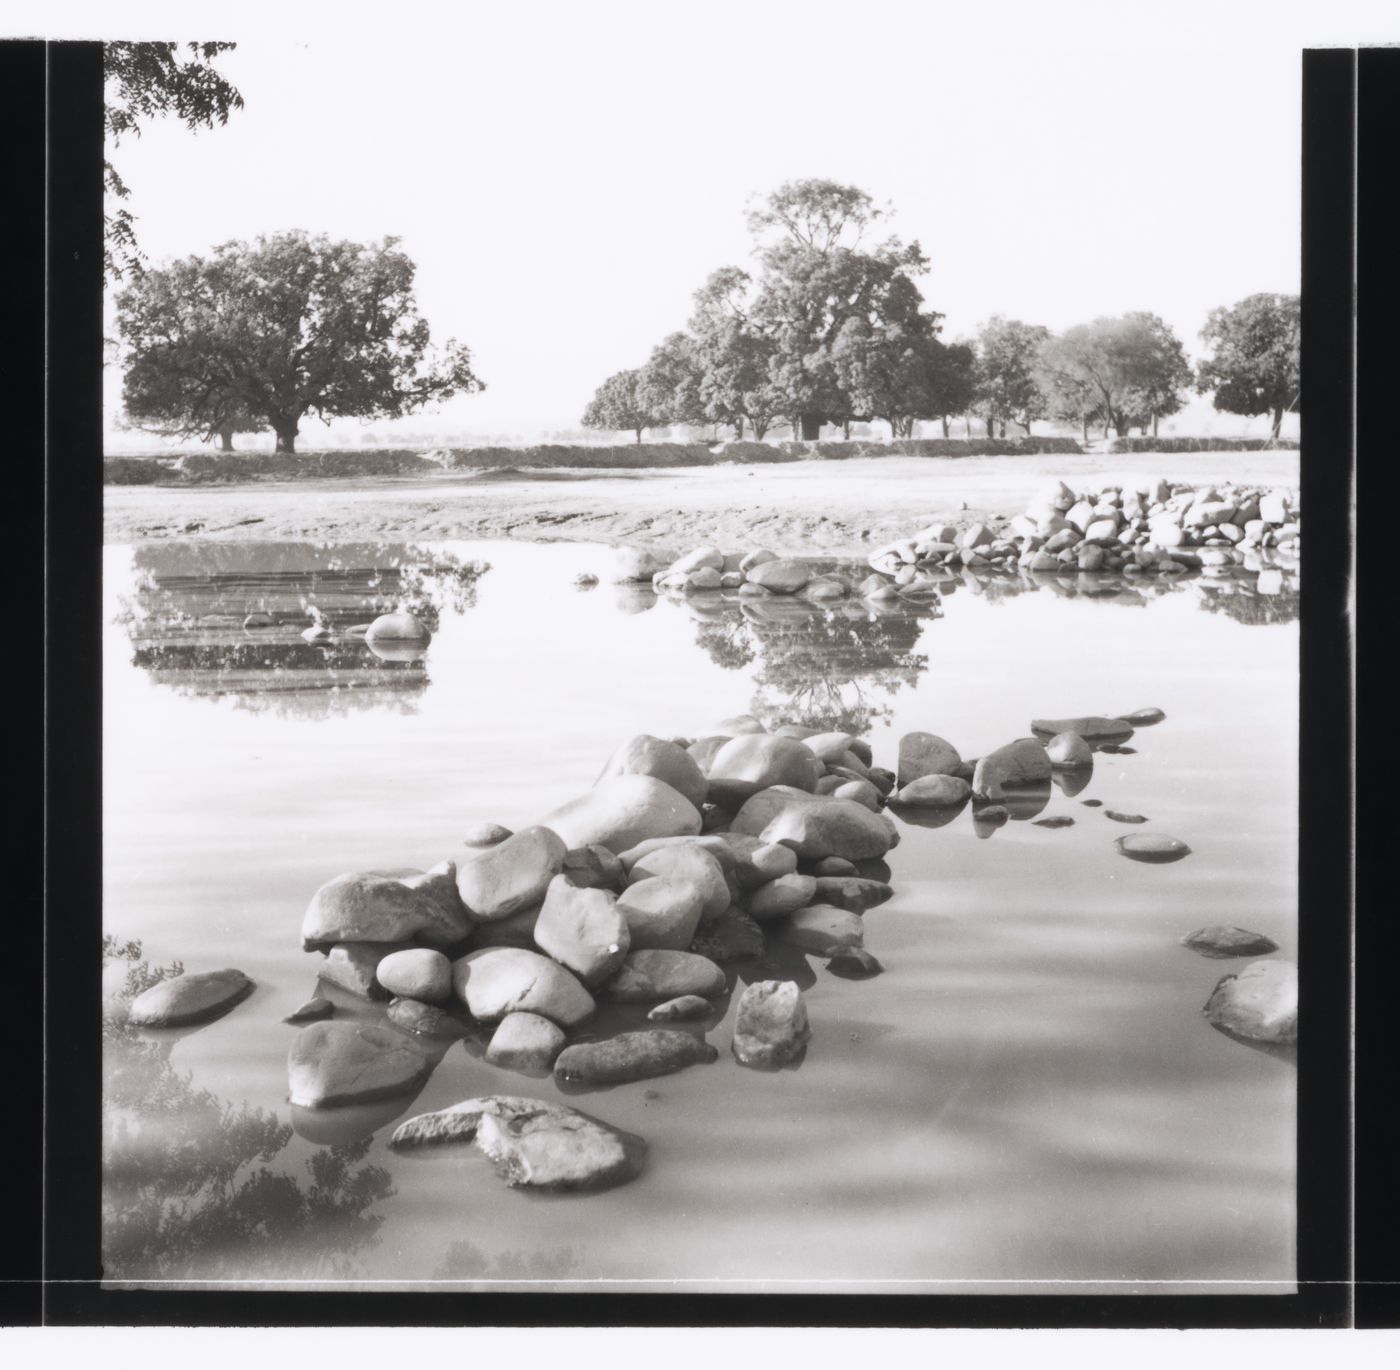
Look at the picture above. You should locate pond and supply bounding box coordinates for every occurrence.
[102,538,1299,1295]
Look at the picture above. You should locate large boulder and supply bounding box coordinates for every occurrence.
[972,738,1051,796]
[1203,960,1297,1044]
[705,734,820,808]
[731,980,810,1069]
[376,948,453,1004]
[667,546,725,575]
[452,947,595,1026]
[610,545,678,583]
[746,873,817,920]
[1031,715,1135,743]
[388,1095,646,1190]
[780,904,865,954]
[893,774,971,807]
[532,875,630,985]
[485,1012,566,1071]
[561,844,626,892]
[287,1020,437,1108]
[302,871,472,951]
[1044,731,1093,768]
[601,949,725,1001]
[554,1030,718,1085]
[615,876,708,951]
[811,876,892,913]
[596,734,709,811]
[896,732,963,787]
[708,832,798,889]
[730,786,893,862]
[626,844,731,919]
[320,942,399,999]
[127,969,253,1028]
[745,559,813,594]
[539,774,702,854]
[457,826,567,922]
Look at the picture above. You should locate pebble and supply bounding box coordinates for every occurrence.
[1203,960,1297,1044]
[463,821,513,849]
[284,996,333,1024]
[731,980,811,1069]
[1105,810,1148,824]
[647,994,713,1022]
[826,947,883,979]
[485,1011,566,1071]
[1181,926,1281,959]
[1033,816,1074,829]
[376,948,453,1003]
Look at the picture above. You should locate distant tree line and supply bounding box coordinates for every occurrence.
[582,180,1300,445]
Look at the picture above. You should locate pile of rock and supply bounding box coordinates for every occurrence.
[646,546,921,606]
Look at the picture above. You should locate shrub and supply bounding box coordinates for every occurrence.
[1107,436,1300,454]
[104,457,173,485]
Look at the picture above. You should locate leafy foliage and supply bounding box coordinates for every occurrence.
[1196,293,1300,437]
[973,317,1051,435]
[581,369,664,442]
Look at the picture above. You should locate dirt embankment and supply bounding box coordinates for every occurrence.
[103,452,1302,555]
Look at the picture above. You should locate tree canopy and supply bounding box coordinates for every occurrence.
[1196,293,1300,438]
[581,369,662,443]
[104,42,244,280]
[116,232,483,452]
[973,317,1051,436]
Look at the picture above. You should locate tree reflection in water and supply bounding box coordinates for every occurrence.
[434,1240,584,1282]
[102,936,394,1283]
[115,541,490,719]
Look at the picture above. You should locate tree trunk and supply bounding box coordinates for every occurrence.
[799,413,823,441]
[1152,413,1159,438]
[842,420,853,440]
[634,428,643,443]
[941,415,950,439]
[752,419,769,441]
[733,420,745,441]
[274,422,298,454]
[998,420,1007,439]
[218,427,235,452]
[1082,417,1089,443]
[1271,405,1284,439]
[986,414,996,439]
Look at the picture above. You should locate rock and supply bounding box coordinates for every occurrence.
[128,969,253,1027]
[731,786,893,862]
[866,767,896,797]
[376,948,453,1004]
[452,947,595,1026]
[648,994,713,1022]
[1033,816,1074,829]
[799,731,855,763]
[811,876,892,913]
[1203,960,1297,1044]
[596,734,709,811]
[365,610,431,645]
[740,548,779,573]
[387,997,467,1040]
[302,624,333,644]
[715,714,766,735]
[731,980,810,1069]
[972,738,1051,794]
[533,875,630,984]
[975,804,1009,827]
[747,872,818,920]
[689,907,765,962]
[897,732,962,787]
[828,779,879,811]
[811,856,859,877]
[781,904,864,954]
[627,845,731,919]
[284,996,333,1024]
[616,876,708,951]
[1258,492,1289,525]
[894,774,971,806]
[287,1020,436,1108]
[302,871,472,951]
[1031,716,1135,743]
[242,612,274,629]
[1045,731,1093,768]
[687,736,732,772]
[611,546,677,583]
[469,902,541,950]
[1081,798,1103,807]
[745,559,812,594]
[457,826,566,923]
[1117,707,1166,726]
[1078,544,1106,571]
[389,1095,646,1190]
[540,774,702,854]
[1105,810,1148,824]
[485,1012,566,1071]
[706,734,820,808]
[668,546,725,575]
[601,949,726,1001]
[320,943,399,999]
[572,571,599,588]
[1182,926,1282,959]
[463,821,513,848]
[827,947,883,979]
[561,844,625,891]
[1115,833,1192,863]
[554,1030,718,1085]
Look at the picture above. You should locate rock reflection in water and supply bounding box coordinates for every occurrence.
[102,937,394,1283]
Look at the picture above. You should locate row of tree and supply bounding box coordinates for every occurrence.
[583,180,1300,444]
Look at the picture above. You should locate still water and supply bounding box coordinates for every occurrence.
[102,539,1299,1295]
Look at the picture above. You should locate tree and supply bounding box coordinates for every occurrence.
[105,43,244,281]
[830,317,945,438]
[974,317,1050,437]
[116,232,483,453]
[1196,293,1300,439]
[921,339,979,438]
[636,333,708,431]
[1037,335,1104,442]
[581,369,661,443]
[688,268,784,440]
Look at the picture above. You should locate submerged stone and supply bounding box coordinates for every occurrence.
[1203,960,1297,1044]
[648,994,713,1022]
[781,904,864,954]
[1181,926,1281,959]
[1031,715,1135,743]
[128,969,253,1028]
[287,1020,437,1108]
[811,876,892,913]
[387,997,468,1041]
[1115,833,1191,863]
[826,947,884,979]
[554,1030,718,1085]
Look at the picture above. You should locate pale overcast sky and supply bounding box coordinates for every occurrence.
[33,0,1392,443]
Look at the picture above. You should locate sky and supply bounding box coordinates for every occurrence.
[29,0,1393,444]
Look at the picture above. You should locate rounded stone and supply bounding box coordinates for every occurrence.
[452,947,596,1026]
[706,734,821,808]
[731,786,893,862]
[1181,926,1281,959]
[781,904,864,954]
[1203,960,1297,1044]
[627,845,730,919]
[457,826,567,922]
[811,876,893,913]
[127,969,253,1028]
[532,875,630,985]
[1045,731,1093,769]
[1031,715,1135,744]
[540,774,702,854]
[731,980,810,1069]
[302,870,471,951]
[1115,833,1192,863]
[561,844,626,891]
[746,872,818,920]
[596,734,709,811]
[365,610,431,645]
[647,994,713,1022]
[615,876,708,951]
[601,949,726,1001]
[745,559,813,594]
[1105,810,1148,824]
[463,821,514,849]
[485,1011,566,1071]
[287,1020,437,1108]
[376,948,453,1004]
[827,947,884,979]
[895,774,971,806]
[554,1030,718,1085]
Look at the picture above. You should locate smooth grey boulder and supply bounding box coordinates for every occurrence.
[365,610,431,645]
[1045,731,1094,768]
[745,558,812,594]
[457,826,567,923]
[128,969,253,1027]
[706,734,820,808]
[1117,707,1166,726]
[830,778,881,811]
[532,875,630,985]
[827,947,883,979]
[688,908,765,963]
[708,833,798,889]
[596,734,709,811]
[648,994,712,1022]
[780,904,864,954]
[800,731,856,764]
[469,901,540,950]
[811,876,892,913]
[387,997,468,1041]
[897,732,962,787]
[463,821,513,849]
[894,774,971,806]
[972,738,1052,795]
[746,872,818,920]
[1203,960,1297,1043]
[1106,810,1148,824]
[284,996,333,1024]
[668,546,725,575]
[302,871,471,951]
[601,949,726,1001]
[731,786,893,862]
[811,856,859,877]
[320,942,399,999]
[376,948,453,1004]
[731,980,810,1068]
[485,1011,566,1071]
[1115,833,1192,863]
[554,1030,718,1085]
[287,1020,437,1108]
[686,736,732,773]
[452,947,595,1026]
[389,1094,646,1190]
[1031,715,1135,743]
[615,875,708,951]
[1182,926,1281,959]
[610,545,678,583]
[626,845,730,919]
[400,861,471,926]
[540,774,702,854]
[561,844,626,891]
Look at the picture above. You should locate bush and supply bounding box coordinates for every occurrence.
[1107,436,1300,454]
[104,457,173,485]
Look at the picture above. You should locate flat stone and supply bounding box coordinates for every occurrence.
[284,996,333,1024]
[554,1030,718,1085]
[615,876,707,951]
[376,948,453,1003]
[532,875,630,985]
[745,558,812,594]
[811,856,859,877]
[1116,707,1166,726]
[731,786,893,862]
[302,871,472,951]
[647,994,713,1022]
[731,980,811,1069]
[320,942,399,999]
[1203,960,1297,1044]
[897,732,963,787]
[706,734,820,808]
[895,774,971,806]
[452,947,596,1026]
[688,908,766,962]
[1031,715,1135,743]
[287,1020,436,1108]
[781,904,864,954]
[811,876,892,913]
[540,774,702,854]
[746,872,818,920]
[826,947,883,979]
[387,997,469,1041]
[1115,833,1192,863]
[485,1011,566,1071]
[596,734,709,811]
[1033,816,1075,829]
[1105,810,1148,824]
[389,1095,646,1190]
[457,826,567,922]
[1181,926,1281,959]
[800,731,856,764]
[1045,731,1093,768]
[973,738,1051,793]
[128,969,253,1027]
[601,949,726,1001]
[463,821,513,848]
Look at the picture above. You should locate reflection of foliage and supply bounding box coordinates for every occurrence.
[1194,584,1300,626]
[102,938,394,1283]
[434,1240,584,1282]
